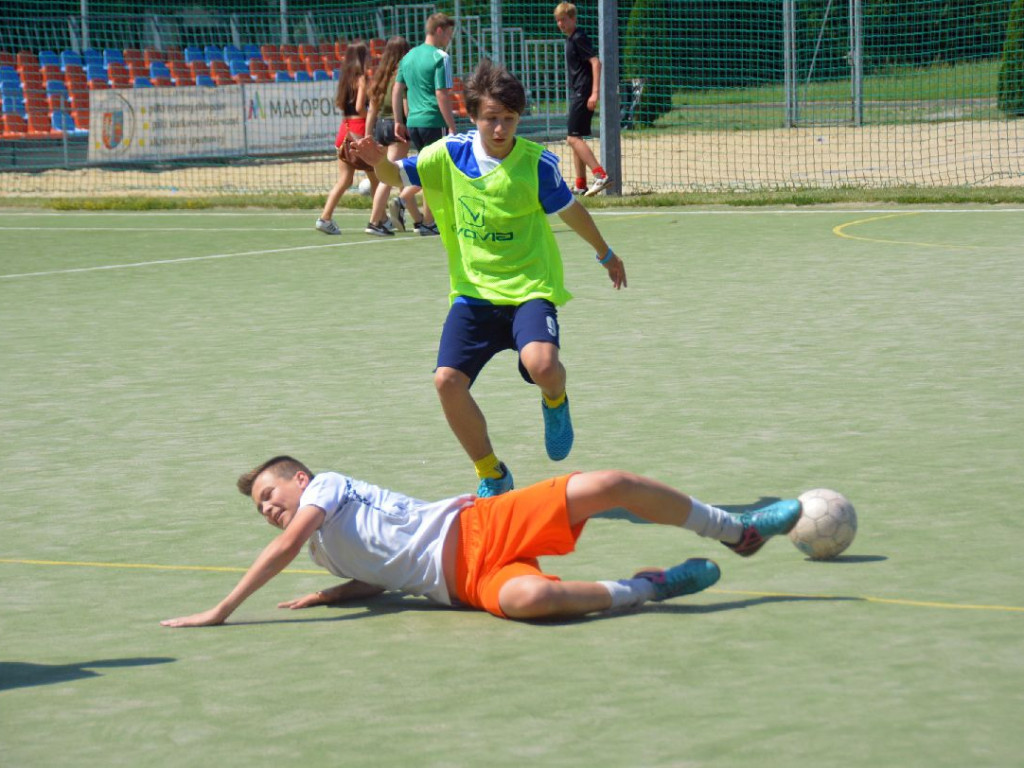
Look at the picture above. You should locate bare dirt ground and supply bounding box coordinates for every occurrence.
[3,120,1022,197]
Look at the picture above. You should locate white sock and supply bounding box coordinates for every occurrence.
[599,579,657,611]
[683,497,743,543]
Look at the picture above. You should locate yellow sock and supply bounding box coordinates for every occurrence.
[474,453,503,479]
[543,391,567,409]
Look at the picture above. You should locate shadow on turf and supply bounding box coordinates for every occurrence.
[532,593,862,626]
[0,657,175,691]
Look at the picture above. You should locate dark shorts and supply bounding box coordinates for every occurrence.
[409,125,445,151]
[374,117,398,146]
[567,97,593,138]
[436,298,560,385]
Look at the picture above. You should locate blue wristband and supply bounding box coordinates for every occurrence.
[597,248,614,265]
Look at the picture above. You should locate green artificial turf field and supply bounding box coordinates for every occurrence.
[2,206,1022,767]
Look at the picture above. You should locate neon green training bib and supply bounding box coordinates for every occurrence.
[416,136,572,306]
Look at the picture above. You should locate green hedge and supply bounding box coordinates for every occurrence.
[998,0,1024,115]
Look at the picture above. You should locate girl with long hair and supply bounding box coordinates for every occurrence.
[316,41,377,235]
[364,35,424,236]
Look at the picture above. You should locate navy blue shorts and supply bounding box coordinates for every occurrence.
[436,298,560,385]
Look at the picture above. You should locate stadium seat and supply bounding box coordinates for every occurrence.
[204,45,223,63]
[143,48,165,66]
[27,111,58,137]
[243,44,262,61]
[0,51,15,69]
[16,51,39,71]
[195,73,216,87]
[298,43,316,59]
[61,50,83,70]
[294,70,312,82]
[285,57,305,77]
[108,62,131,88]
[2,93,25,116]
[51,108,85,134]
[274,70,293,83]
[0,65,19,87]
[63,63,86,87]
[184,46,204,64]
[259,44,278,60]
[150,61,171,79]
[68,86,88,111]
[278,43,297,57]
[103,48,125,67]
[123,48,144,68]
[38,50,60,68]
[87,79,109,91]
[85,63,108,84]
[189,60,210,78]
[83,49,104,70]
[248,60,271,82]
[312,69,330,81]
[134,76,153,88]
[229,60,249,77]
[223,44,242,61]
[72,109,89,130]
[41,64,63,82]
[2,112,28,138]
[165,47,184,63]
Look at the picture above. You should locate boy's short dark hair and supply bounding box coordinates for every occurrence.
[237,456,313,497]
[465,59,526,117]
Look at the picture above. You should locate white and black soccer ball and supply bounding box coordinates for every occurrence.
[789,488,857,560]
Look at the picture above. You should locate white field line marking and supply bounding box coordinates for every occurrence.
[0,238,394,280]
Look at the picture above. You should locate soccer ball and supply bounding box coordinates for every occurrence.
[357,177,373,196]
[788,488,857,560]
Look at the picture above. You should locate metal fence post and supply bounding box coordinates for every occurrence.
[598,0,621,195]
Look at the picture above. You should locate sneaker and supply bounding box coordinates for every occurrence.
[541,396,574,461]
[383,216,395,233]
[315,217,341,235]
[723,499,802,557]
[476,463,514,497]
[388,198,407,232]
[571,186,587,196]
[583,174,612,197]
[634,558,721,601]
[364,221,395,237]
[415,221,440,236]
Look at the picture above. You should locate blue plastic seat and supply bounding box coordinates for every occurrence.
[294,70,312,82]
[51,109,86,134]
[195,74,216,87]
[204,45,223,63]
[0,65,21,87]
[83,49,104,69]
[61,50,84,70]
[312,69,330,81]
[150,61,171,79]
[85,63,107,82]
[103,49,124,67]
[134,76,153,88]
[242,44,262,61]
[46,79,69,94]
[228,60,249,77]
[38,50,60,68]
[274,70,294,82]
[184,46,204,64]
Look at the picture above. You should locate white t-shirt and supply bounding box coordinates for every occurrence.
[301,472,473,605]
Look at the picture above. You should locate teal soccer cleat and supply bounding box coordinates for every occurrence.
[635,558,721,601]
[476,463,514,498]
[542,396,574,461]
[723,499,803,557]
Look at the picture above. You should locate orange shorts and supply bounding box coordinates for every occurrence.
[453,474,585,618]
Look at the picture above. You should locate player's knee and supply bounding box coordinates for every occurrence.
[499,578,559,619]
[434,367,468,397]
[591,469,645,504]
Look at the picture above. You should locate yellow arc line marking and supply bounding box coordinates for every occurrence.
[2,557,1021,614]
[832,211,981,249]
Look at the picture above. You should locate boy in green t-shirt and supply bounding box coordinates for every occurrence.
[356,59,626,498]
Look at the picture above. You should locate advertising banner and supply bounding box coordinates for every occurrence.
[87,81,341,164]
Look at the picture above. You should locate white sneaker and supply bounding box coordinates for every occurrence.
[316,218,341,235]
[388,198,407,232]
[584,175,612,197]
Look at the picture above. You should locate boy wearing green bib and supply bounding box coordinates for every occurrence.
[356,60,626,497]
